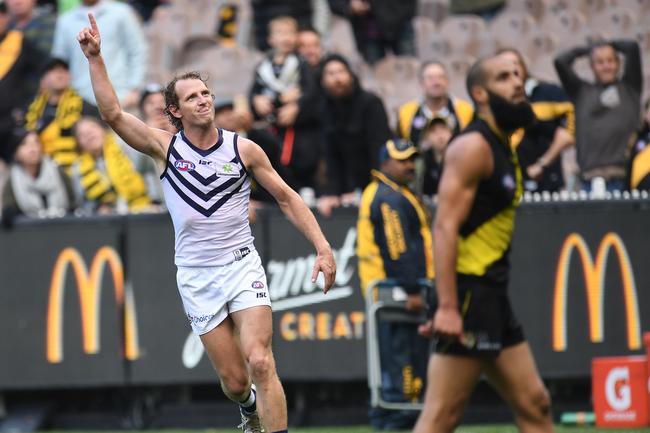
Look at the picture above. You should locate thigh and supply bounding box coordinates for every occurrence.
[423,353,484,411]
[200,316,247,376]
[231,305,274,356]
[483,342,546,407]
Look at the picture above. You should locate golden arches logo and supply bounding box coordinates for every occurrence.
[46,246,139,363]
[552,232,641,352]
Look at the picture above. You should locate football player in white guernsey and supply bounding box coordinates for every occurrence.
[78,14,336,433]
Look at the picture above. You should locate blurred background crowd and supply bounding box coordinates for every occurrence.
[1,0,649,226]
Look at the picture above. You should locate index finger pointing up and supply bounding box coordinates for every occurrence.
[88,13,99,34]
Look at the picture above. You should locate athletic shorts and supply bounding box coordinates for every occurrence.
[432,275,525,357]
[176,247,272,335]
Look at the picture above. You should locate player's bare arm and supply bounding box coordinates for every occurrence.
[431,132,492,341]
[77,13,170,170]
[238,137,337,293]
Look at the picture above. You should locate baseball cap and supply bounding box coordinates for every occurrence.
[379,138,418,163]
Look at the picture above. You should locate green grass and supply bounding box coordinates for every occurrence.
[45,427,650,433]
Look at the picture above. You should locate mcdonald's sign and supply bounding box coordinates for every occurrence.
[552,233,642,352]
[46,246,140,363]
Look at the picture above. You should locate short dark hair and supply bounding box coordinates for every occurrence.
[465,57,489,104]
[589,40,616,58]
[163,71,209,131]
[419,60,447,80]
[298,24,320,37]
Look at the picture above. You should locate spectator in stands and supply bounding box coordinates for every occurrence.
[24,58,99,174]
[397,61,473,196]
[328,0,417,65]
[297,25,324,71]
[213,96,286,222]
[415,116,453,197]
[252,0,312,51]
[72,116,152,214]
[0,0,44,163]
[249,15,323,194]
[499,48,575,193]
[357,138,432,430]
[629,98,650,191]
[52,0,148,109]
[554,39,642,192]
[2,129,75,227]
[128,82,173,204]
[6,0,56,56]
[317,53,391,217]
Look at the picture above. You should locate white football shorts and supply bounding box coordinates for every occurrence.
[176,247,272,335]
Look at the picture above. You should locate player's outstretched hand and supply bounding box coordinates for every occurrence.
[312,247,336,294]
[77,13,101,58]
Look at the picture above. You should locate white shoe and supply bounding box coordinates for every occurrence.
[238,408,265,433]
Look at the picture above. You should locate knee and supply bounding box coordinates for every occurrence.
[516,384,552,423]
[220,372,250,400]
[248,348,275,383]
[428,401,464,432]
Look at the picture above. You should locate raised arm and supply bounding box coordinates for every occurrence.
[238,137,337,292]
[430,133,491,342]
[554,45,590,100]
[612,39,642,93]
[77,13,169,167]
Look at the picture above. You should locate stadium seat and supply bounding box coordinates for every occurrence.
[541,9,589,50]
[373,55,422,127]
[324,16,363,65]
[439,14,488,57]
[443,54,475,101]
[502,0,548,21]
[416,0,449,24]
[526,31,561,82]
[183,45,263,99]
[413,16,438,58]
[589,7,637,39]
[490,11,537,53]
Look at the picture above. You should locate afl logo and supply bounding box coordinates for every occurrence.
[175,160,195,171]
[251,281,265,289]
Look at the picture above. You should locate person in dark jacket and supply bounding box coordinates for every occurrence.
[249,15,323,193]
[317,53,392,217]
[357,138,433,430]
[328,0,416,65]
[554,39,642,192]
[252,0,312,51]
[0,1,44,163]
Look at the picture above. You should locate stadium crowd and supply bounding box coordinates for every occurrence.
[1,0,649,226]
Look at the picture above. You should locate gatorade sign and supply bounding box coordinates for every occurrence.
[592,357,649,427]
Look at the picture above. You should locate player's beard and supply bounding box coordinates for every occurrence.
[487,91,536,132]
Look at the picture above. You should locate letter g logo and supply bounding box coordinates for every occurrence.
[605,367,631,411]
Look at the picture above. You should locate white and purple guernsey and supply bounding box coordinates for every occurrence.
[160,128,254,266]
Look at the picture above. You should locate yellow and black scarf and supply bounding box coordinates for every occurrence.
[76,133,151,211]
[25,89,85,171]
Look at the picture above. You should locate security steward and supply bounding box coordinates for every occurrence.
[356,138,434,430]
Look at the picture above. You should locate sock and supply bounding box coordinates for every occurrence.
[239,385,257,415]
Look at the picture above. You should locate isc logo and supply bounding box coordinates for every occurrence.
[174,160,195,171]
[256,292,268,298]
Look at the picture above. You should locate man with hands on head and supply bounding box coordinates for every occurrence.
[77,13,336,433]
